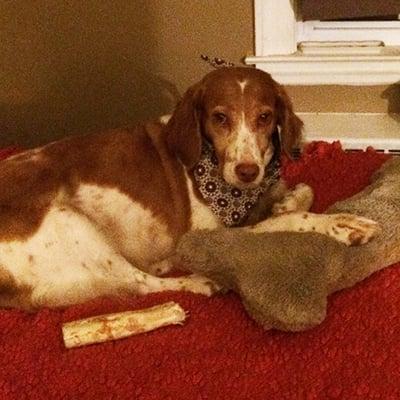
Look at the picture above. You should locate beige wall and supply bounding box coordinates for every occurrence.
[287,85,400,114]
[0,0,253,147]
[0,1,397,148]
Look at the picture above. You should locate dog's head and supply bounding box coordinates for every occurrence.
[166,67,303,189]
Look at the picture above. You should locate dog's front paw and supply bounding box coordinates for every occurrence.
[328,214,381,246]
[272,183,314,215]
[184,274,224,296]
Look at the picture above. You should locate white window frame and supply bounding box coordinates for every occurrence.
[246,0,400,85]
[247,0,400,151]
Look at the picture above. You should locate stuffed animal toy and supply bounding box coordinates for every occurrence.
[175,158,400,331]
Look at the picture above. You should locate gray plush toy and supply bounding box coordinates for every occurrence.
[175,158,400,331]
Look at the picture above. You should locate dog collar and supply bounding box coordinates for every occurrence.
[192,132,281,227]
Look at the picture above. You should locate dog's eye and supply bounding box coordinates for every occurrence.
[258,112,272,123]
[213,112,228,125]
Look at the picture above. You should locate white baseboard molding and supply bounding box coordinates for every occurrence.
[299,112,400,153]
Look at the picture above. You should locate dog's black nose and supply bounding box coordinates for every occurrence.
[234,163,260,183]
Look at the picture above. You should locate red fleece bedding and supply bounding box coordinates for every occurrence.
[1,142,399,400]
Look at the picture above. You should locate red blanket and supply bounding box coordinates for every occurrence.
[1,142,399,400]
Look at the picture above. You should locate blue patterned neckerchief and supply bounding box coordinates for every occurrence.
[192,131,281,227]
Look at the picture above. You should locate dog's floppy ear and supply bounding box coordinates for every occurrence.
[274,83,303,157]
[166,83,204,169]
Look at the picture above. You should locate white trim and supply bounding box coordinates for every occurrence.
[245,49,400,85]
[255,0,297,55]
[297,21,400,46]
[250,0,400,85]
[298,41,384,55]
[299,112,400,152]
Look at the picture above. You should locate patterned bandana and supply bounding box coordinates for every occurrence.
[192,131,281,227]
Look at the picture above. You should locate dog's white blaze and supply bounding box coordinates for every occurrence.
[235,112,260,162]
[223,113,264,187]
[184,171,221,230]
[238,80,247,94]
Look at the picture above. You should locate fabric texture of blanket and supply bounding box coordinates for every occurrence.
[1,142,399,400]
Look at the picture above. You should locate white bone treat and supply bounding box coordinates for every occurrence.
[62,301,187,348]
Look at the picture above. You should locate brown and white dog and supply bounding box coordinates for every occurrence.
[0,67,379,310]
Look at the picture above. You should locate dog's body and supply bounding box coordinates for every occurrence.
[0,68,379,309]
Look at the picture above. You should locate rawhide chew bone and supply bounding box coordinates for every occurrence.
[62,301,187,348]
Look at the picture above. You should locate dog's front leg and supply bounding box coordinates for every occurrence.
[245,212,380,246]
[271,183,314,215]
[136,271,222,296]
[245,181,314,225]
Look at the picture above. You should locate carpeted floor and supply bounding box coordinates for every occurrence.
[1,142,399,400]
